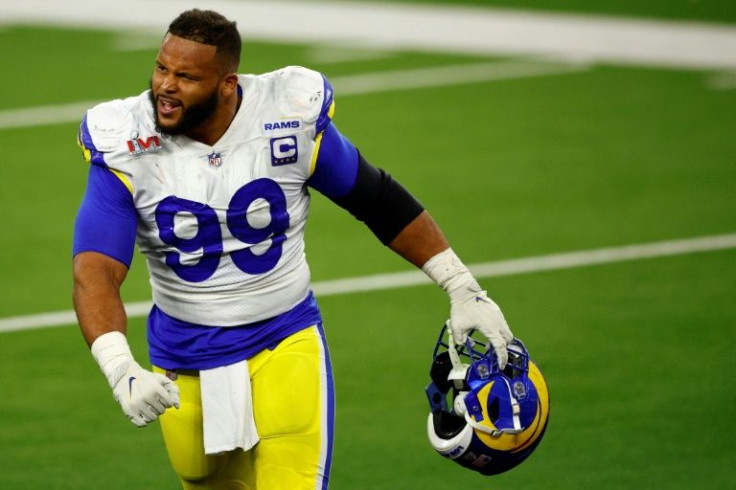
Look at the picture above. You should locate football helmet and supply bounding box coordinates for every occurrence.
[425,323,550,475]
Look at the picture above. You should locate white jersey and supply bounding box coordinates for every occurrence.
[81,66,333,326]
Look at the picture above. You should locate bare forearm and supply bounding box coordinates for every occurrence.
[388,210,449,268]
[74,283,127,346]
[72,252,129,347]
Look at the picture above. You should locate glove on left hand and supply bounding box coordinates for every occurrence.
[92,331,180,427]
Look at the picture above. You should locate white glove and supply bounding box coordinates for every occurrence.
[447,281,514,368]
[423,248,514,368]
[91,331,180,427]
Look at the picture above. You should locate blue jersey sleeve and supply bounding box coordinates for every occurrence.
[73,164,137,267]
[307,122,359,199]
[307,122,423,244]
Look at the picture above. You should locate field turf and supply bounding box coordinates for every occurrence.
[1,2,734,488]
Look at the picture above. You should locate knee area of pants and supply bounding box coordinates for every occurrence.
[175,454,228,483]
[181,476,249,490]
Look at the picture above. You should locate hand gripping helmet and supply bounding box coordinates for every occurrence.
[425,324,550,475]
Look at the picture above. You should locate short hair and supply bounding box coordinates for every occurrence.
[167,9,241,72]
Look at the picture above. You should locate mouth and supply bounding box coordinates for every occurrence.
[157,96,182,118]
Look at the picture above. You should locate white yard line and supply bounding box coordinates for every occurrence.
[2,0,735,70]
[0,101,102,131]
[325,60,588,95]
[2,0,734,129]
[304,45,395,65]
[2,233,735,333]
[0,60,587,130]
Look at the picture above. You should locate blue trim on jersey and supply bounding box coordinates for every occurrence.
[79,115,108,166]
[147,291,323,370]
[315,75,334,135]
[308,122,359,199]
[317,322,335,490]
[73,164,137,267]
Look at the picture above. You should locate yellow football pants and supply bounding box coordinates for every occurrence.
[154,325,335,490]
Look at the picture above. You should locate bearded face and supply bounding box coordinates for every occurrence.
[148,79,220,137]
[149,34,228,140]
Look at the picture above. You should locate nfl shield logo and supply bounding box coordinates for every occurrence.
[208,152,222,167]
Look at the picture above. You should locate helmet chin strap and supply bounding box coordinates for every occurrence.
[445,321,469,390]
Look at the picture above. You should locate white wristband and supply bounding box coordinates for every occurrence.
[90,331,134,388]
[422,248,479,297]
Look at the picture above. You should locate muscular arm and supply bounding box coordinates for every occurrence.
[73,251,129,346]
[388,211,449,268]
[307,124,447,267]
[72,163,137,346]
[310,121,513,366]
[74,119,179,426]
[73,250,179,425]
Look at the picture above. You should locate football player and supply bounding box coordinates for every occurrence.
[73,9,513,490]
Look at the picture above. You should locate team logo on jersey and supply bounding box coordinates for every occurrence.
[208,152,222,167]
[262,118,302,134]
[270,136,298,166]
[127,131,162,155]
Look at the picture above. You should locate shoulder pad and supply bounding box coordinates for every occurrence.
[83,98,137,151]
[77,96,142,166]
[268,66,335,133]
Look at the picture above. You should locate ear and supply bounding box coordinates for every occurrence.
[220,73,239,97]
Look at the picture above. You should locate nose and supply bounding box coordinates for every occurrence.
[160,73,177,94]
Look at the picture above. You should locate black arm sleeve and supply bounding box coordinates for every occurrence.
[332,152,425,245]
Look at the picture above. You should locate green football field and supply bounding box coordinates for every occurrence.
[1,1,735,489]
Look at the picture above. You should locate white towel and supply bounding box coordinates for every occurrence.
[200,359,260,455]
